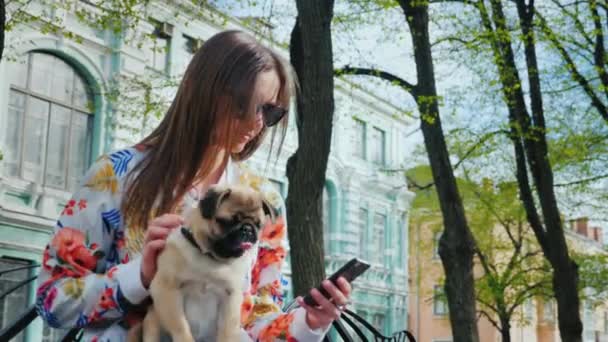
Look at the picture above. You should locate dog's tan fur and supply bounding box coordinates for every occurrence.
[127,185,272,342]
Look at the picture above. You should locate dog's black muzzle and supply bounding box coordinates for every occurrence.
[211,222,259,259]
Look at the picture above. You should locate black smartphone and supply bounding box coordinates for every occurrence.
[303,258,371,307]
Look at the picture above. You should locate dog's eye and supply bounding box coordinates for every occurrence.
[216,218,234,229]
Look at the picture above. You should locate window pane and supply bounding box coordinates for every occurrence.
[22,97,49,183]
[146,36,170,71]
[434,231,442,258]
[373,313,385,331]
[353,119,365,158]
[3,91,26,177]
[433,285,448,315]
[5,53,95,188]
[50,57,75,104]
[68,112,93,191]
[45,105,71,188]
[372,213,386,264]
[183,35,198,65]
[524,299,534,320]
[29,53,55,97]
[396,218,403,267]
[370,127,386,164]
[0,258,30,342]
[73,75,92,110]
[543,301,554,322]
[359,208,368,258]
[155,38,169,71]
[8,55,28,89]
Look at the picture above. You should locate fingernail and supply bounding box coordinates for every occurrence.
[323,280,330,286]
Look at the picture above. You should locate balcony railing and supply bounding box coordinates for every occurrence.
[0,265,415,342]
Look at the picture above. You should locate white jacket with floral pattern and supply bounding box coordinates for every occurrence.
[35,146,326,342]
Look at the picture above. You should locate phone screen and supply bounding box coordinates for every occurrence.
[303,258,370,307]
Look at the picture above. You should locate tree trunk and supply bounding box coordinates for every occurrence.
[1,0,5,63]
[286,0,335,296]
[398,1,480,341]
[499,316,511,342]
[478,0,584,339]
[515,2,583,339]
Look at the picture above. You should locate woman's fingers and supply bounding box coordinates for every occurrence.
[297,296,335,327]
[145,226,173,242]
[140,239,166,288]
[311,288,342,319]
[335,277,352,299]
[145,214,183,242]
[322,280,349,307]
[141,214,183,288]
[150,214,184,228]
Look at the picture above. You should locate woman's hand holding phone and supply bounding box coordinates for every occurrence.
[295,258,370,331]
[296,277,352,331]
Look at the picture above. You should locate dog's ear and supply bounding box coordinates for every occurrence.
[261,198,277,223]
[200,188,232,219]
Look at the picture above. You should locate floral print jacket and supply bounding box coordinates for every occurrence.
[35,146,326,342]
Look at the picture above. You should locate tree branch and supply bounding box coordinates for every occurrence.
[548,0,594,46]
[511,131,550,253]
[431,35,481,48]
[478,308,502,331]
[476,246,499,281]
[453,129,508,170]
[405,129,509,191]
[536,11,608,123]
[476,296,501,317]
[590,0,608,99]
[507,280,551,317]
[334,65,417,95]
[555,172,608,187]
[462,168,512,231]
[406,175,435,191]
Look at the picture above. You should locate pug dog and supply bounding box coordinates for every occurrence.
[127,184,275,342]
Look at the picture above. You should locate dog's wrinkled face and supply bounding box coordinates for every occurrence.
[195,185,274,259]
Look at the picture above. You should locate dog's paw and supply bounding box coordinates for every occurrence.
[217,331,240,342]
[171,334,195,342]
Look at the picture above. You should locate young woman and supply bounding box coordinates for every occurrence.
[36,30,351,342]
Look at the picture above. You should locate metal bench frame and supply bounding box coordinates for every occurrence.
[0,264,416,342]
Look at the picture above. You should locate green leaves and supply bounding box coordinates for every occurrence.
[409,165,553,329]
[573,252,608,307]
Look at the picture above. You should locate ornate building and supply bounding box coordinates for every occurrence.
[0,1,414,340]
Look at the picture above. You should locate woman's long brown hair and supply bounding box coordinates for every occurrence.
[122,30,295,231]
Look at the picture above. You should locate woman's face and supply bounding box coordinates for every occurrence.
[231,69,280,154]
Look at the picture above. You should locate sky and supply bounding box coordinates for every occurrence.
[209,0,608,235]
[209,0,482,166]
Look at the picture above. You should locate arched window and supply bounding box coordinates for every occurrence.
[322,186,330,252]
[3,52,94,191]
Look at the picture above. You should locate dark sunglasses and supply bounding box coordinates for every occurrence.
[257,103,287,127]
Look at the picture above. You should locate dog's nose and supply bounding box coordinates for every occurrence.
[241,223,256,238]
[242,223,254,233]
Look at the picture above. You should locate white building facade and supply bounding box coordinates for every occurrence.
[0,1,414,340]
